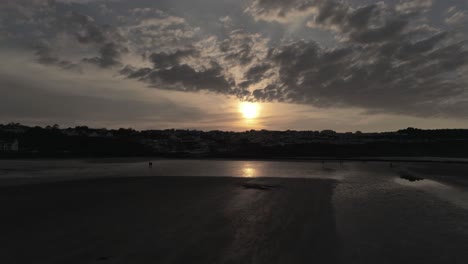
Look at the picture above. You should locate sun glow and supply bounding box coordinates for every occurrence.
[239,102,260,119]
[242,167,256,177]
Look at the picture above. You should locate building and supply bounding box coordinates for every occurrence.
[0,139,19,152]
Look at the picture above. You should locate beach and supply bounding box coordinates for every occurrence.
[1,160,468,263]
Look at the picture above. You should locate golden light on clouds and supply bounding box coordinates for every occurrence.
[239,102,260,119]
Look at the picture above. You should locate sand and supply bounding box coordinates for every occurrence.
[0,177,339,264]
[1,161,468,264]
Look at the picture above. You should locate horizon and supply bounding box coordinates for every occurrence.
[1,0,468,131]
[2,122,468,134]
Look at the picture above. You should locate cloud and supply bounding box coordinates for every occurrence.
[0,1,54,38]
[219,30,269,66]
[2,0,468,122]
[237,0,468,117]
[116,1,468,118]
[445,10,467,25]
[219,16,234,29]
[0,52,209,128]
[396,0,432,13]
[122,48,237,95]
[246,34,468,117]
[149,48,199,69]
[241,63,272,88]
[82,42,128,68]
[147,63,235,94]
[305,2,413,44]
[122,8,200,55]
[246,0,431,25]
[0,1,128,69]
[33,40,81,71]
[245,0,317,23]
[55,11,128,68]
[59,12,118,44]
[247,1,427,44]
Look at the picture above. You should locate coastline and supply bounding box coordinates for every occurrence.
[2,155,468,164]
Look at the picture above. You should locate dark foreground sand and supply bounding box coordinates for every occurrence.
[1,172,468,264]
[0,177,338,264]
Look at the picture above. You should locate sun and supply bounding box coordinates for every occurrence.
[239,102,259,119]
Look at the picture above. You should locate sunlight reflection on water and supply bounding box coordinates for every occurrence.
[395,177,468,210]
[241,167,256,178]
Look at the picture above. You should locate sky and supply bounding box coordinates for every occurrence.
[0,0,467,132]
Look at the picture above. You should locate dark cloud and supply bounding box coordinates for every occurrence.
[82,42,128,68]
[242,63,272,86]
[123,50,237,94]
[249,1,415,44]
[123,30,268,96]
[309,2,413,44]
[397,32,447,59]
[121,29,270,96]
[120,66,152,79]
[61,12,109,44]
[352,19,408,44]
[148,63,234,94]
[239,0,468,117]
[149,48,199,69]
[247,34,468,117]
[33,40,81,71]
[314,0,351,28]
[56,11,128,68]
[347,5,378,30]
[121,2,468,118]
[219,30,268,66]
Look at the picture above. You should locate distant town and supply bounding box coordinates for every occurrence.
[1,123,468,158]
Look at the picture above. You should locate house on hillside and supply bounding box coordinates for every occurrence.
[0,139,19,152]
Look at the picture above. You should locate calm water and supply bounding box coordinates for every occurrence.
[0,158,353,180]
[1,158,468,211]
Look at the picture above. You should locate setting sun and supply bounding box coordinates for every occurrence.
[239,102,260,119]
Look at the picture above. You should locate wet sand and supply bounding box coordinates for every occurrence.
[1,161,468,264]
[0,177,339,264]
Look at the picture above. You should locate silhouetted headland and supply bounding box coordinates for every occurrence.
[2,123,468,160]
